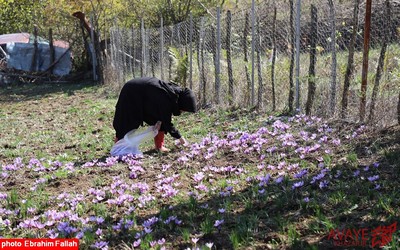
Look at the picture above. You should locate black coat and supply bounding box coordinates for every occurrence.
[113,77,189,140]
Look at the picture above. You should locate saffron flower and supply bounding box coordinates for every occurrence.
[214,219,224,227]
[292,181,304,190]
[367,175,379,182]
[275,176,284,184]
[193,172,205,182]
[319,180,329,189]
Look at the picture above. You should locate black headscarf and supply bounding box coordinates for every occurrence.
[178,88,196,113]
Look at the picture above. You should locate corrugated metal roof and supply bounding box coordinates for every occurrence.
[0,32,69,49]
[0,33,30,45]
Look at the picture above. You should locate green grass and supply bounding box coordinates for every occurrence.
[0,82,399,249]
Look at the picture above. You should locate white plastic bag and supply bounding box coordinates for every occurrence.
[110,122,161,157]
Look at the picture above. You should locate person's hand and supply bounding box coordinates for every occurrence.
[153,121,162,136]
[154,121,162,131]
[175,137,188,147]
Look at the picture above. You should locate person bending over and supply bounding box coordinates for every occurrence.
[113,77,197,152]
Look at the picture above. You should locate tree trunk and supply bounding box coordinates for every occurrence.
[398,92,400,125]
[257,19,263,110]
[271,6,277,111]
[288,0,295,113]
[368,0,390,123]
[328,0,337,115]
[341,0,360,119]
[360,0,372,122]
[226,10,234,106]
[305,5,317,116]
[243,12,251,106]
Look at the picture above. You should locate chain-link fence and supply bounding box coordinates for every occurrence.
[104,0,400,127]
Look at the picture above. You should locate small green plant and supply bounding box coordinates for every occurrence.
[92,176,106,186]
[54,169,69,179]
[180,228,191,242]
[6,189,19,208]
[93,203,108,218]
[329,190,347,205]
[323,154,332,168]
[200,217,214,235]
[240,194,253,210]
[377,196,396,215]
[287,224,300,245]
[346,152,359,166]
[229,230,241,249]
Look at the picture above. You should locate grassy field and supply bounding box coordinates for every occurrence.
[0,82,399,249]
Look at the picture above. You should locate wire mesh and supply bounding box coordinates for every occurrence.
[106,0,400,127]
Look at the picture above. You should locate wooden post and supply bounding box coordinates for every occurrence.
[368,0,390,123]
[197,19,202,102]
[251,0,256,106]
[398,92,400,125]
[226,10,234,106]
[271,6,277,111]
[49,28,55,75]
[288,0,295,113]
[169,25,173,80]
[328,0,337,115]
[131,25,136,78]
[295,0,301,113]
[90,15,97,81]
[341,0,360,119]
[215,7,221,105]
[151,46,155,77]
[243,12,251,106]
[360,0,372,122]
[200,18,206,106]
[305,5,317,116]
[189,14,193,90]
[257,18,263,110]
[31,25,38,72]
[141,18,145,77]
[160,16,164,80]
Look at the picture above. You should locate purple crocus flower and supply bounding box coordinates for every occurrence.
[319,180,329,189]
[367,175,379,182]
[310,172,325,184]
[0,193,7,200]
[294,169,308,179]
[275,176,284,184]
[143,216,159,228]
[214,219,224,227]
[133,239,141,247]
[57,222,77,235]
[292,181,304,190]
[193,172,205,182]
[91,241,108,250]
